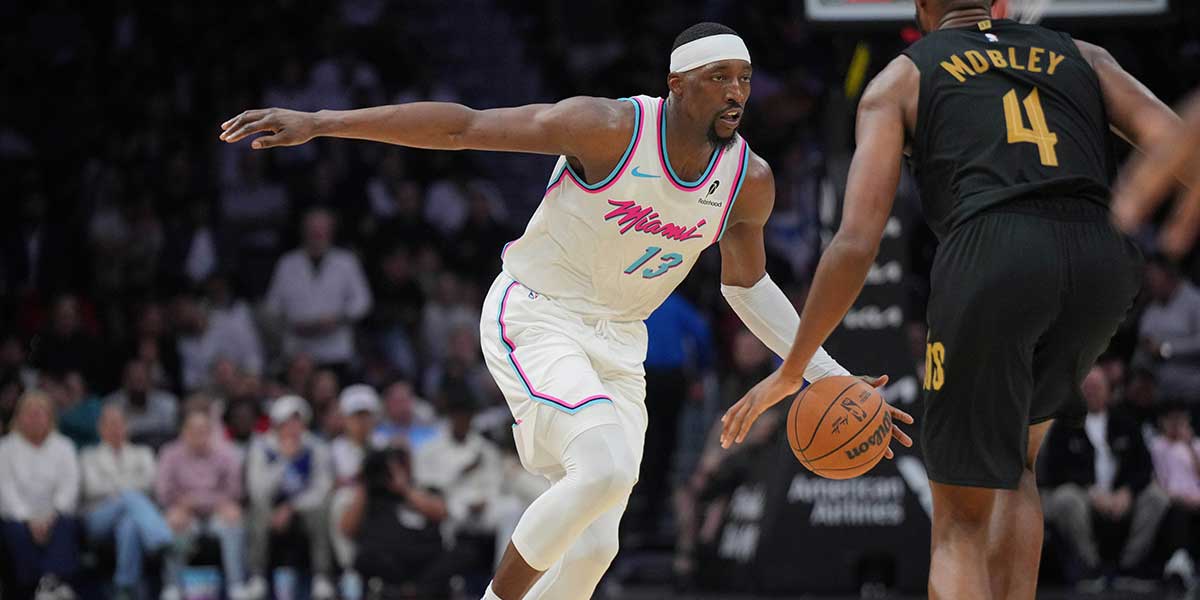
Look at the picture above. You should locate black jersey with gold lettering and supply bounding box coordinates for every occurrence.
[901,19,1115,238]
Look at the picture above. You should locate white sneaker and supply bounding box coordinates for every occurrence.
[311,575,336,600]
[1166,548,1197,590]
[229,577,267,600]
[34,576,75,600]
[159,585,182,600]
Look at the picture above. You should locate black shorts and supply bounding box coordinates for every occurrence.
[921,198,1142,490]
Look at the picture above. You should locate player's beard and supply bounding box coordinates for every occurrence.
[708,122,738,150]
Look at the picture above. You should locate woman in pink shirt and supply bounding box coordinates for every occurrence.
[1151,404,1200,561]
[156,408,251,600]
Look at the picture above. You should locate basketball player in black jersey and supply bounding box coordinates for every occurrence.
[720,1,1182,597]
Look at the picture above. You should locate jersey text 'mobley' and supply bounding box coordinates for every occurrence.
[940,46,1068,84]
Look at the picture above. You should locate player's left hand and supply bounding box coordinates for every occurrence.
[720,367,804,449]
[220,107,318,149]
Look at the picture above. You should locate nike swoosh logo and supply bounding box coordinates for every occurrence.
[631,166,660,179]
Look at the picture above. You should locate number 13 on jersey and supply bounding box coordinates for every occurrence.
[624,246,684,279]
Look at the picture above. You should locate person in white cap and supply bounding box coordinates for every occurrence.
[328,384,383,600]
[243,395,334,600]
[331,385,383,487]
[220,22,912,599]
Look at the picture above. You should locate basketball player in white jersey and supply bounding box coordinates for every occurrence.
[221,22,912,600]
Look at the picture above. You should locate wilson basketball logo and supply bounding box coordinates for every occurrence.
[844,411,893,460]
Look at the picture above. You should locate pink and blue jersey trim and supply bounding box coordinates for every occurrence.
[714,142,750,243]
[657,97,723,192]
[496,281,613,414]
[544,97,644,195]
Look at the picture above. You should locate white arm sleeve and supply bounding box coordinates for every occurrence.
[721,273,850,382]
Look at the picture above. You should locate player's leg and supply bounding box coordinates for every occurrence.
[987,214,1143,599]
[478,274,639,599]
[986,419,1053,600]
[521,498,628,600]
[489,422,636,598]
[922,211,1061,599]
[929,482,996,599]
[506,322,650,600]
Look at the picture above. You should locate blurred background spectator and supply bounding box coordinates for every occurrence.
[1137,254,1200,408]
[263,209,372,376]
[673,331,775,587]
[104,360,179,450]
[52,370,104,448]
[340,447,451,598]
[1042,368,1170,590]
[329,384,383,599]
[415,388,519,570]
[373,379,439,451]
[80,403,174,600]
[1151,402,1200,587]
[0,391,81,599]
[175,291,264,395]
[156,409,248,600]
[30,295,104,388]
[244,395,334,600]
[634,292,714,543]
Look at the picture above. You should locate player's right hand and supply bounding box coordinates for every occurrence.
[220,108,316,149]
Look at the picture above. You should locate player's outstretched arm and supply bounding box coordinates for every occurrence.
[720,57,917,449]
[218,96,632,159]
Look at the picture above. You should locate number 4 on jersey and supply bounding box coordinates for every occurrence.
[1003,87,1059,167]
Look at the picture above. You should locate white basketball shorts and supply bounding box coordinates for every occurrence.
[479,271,649,478]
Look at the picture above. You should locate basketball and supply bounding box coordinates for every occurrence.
[786,375,893,480]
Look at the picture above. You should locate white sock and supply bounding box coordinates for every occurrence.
[482,583,503,600]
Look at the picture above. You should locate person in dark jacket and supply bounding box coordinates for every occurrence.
[1043,367,1170,586]
[339,446,453,599]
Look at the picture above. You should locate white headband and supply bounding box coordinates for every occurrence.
[669,34,751,73]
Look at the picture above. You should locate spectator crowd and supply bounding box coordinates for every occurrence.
[2,1,1200,599]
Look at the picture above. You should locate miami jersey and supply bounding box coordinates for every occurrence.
[501,95,751,322]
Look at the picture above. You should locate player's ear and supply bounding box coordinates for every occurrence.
[667,72,684,97]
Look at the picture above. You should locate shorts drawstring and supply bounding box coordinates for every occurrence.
[593,319,611,340]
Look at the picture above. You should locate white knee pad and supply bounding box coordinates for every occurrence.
[565,429,638,507]
[571,522,620,568]
[511,424,637,571]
